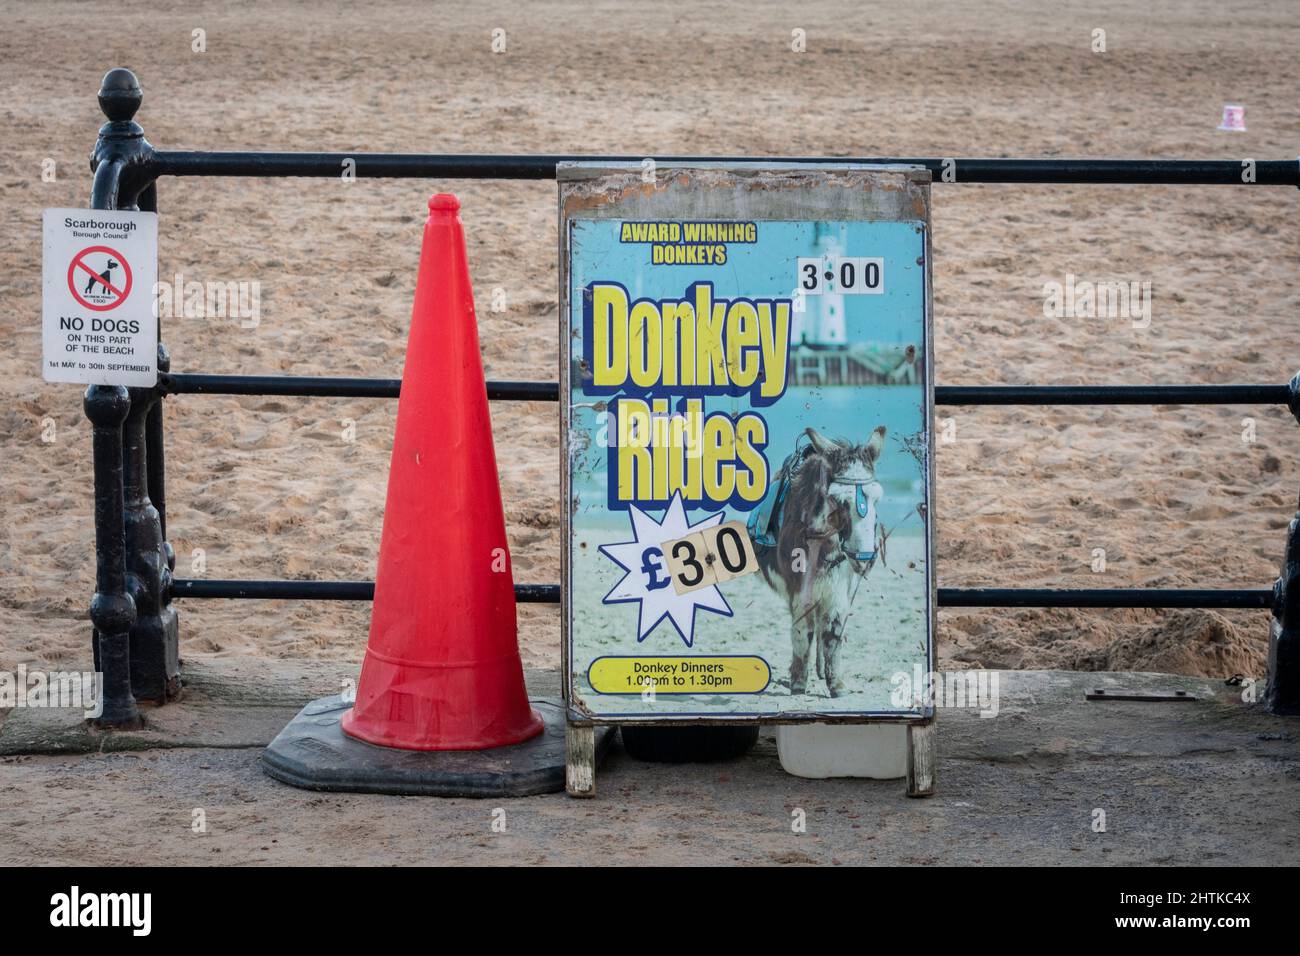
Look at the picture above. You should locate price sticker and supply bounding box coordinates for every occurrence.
[796,256,884,295]
[660,520,760,595]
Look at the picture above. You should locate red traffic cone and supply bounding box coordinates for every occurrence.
[340,194,544,751]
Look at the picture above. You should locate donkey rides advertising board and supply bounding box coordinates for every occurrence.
[560,164,936,795]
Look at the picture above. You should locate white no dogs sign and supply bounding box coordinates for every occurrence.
[42,208,158,387]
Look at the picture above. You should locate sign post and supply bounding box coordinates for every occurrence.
[43,208,158,388]
[560,164,936,795]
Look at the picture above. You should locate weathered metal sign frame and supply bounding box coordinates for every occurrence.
[560,163,935,725]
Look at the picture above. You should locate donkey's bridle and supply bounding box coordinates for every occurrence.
[826,476,883,565]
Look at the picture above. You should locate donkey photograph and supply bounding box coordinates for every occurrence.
[758,425,887,697]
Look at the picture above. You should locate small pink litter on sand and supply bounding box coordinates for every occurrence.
[1217,104,1246,131]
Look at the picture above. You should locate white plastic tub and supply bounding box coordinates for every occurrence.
[776,722,908,779]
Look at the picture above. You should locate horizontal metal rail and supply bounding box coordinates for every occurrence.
[169,578,1273,609]
[940,587,1273,609]
[162,373,400,399]
[937,384,1292,406]
[161,373,551,402]
[171,578,560,603]
[149,152,1300,186]
[170,579,377,601]
[161,373,1292,407]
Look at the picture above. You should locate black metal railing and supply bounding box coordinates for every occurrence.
[161,374,1297,409]
[82,67,1300,726]
[166,579,1274,611]
[149,151,1300,185]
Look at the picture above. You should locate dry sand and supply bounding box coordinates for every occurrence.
[3,0,1300,687]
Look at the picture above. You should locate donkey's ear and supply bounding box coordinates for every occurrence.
[864,425,887,462]
[805,427,839,457]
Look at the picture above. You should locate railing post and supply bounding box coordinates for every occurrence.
[1264,374,1300,714]
[85,386,141,729]
[140,176,177,656]
[89,67,178,708]
[1265,499,1300,713]
[149,344,175,577]
[121,379,179,702]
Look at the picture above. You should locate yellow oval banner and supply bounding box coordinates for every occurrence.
[587,656,771,695]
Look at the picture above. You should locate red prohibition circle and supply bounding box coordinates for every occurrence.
[67,245,133,312]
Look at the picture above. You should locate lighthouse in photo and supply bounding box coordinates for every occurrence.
[792,223,848,347]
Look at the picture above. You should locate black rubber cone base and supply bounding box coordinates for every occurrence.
[262,695,613,797]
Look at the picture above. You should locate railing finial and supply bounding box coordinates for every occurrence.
[98,68,141,123]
